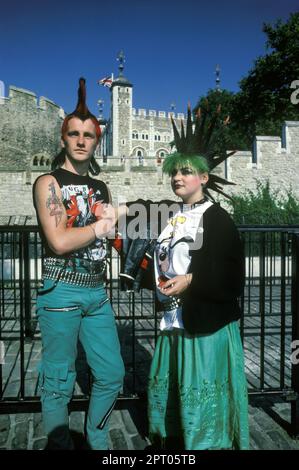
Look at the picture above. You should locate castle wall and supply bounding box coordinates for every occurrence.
[131,109,181,160]
[0,171,38,218]
[0,80,299,221]
[226,122,299,198]
[0,121,298,218]
[0,85,63,171]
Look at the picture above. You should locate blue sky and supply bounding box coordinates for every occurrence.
[0,0,298,117]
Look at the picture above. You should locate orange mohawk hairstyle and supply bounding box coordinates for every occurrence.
[61,78,101,139]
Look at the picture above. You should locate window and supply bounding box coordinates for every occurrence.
[137,150,144,166]
[156,150,167,164]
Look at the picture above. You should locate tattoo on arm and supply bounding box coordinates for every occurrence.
[46,182,63,227]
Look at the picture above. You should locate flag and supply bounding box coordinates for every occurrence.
[97,74,114,88]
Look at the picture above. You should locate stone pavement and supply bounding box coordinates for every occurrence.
[1,284,299,450]
[1,398,299,450]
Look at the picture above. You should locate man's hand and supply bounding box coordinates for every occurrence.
[158,274,192,297]
[94,204,128,238]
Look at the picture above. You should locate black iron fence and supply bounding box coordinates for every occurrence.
[0,225,299,436]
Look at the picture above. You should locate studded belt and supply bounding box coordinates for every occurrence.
[44,257,106,275]
[43,265,105,288]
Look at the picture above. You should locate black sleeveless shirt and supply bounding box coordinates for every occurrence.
[34,168,110,261]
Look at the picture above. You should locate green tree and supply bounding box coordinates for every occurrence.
[194,13,299,150]
[232,13,299,146]
[194,89,248,150]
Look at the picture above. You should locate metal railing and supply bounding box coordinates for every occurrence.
[0,225,299,436]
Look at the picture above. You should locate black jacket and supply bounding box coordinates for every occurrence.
[116,200,245,335]
[182,203,245,334]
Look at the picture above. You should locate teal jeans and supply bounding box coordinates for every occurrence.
[36,278,125,450]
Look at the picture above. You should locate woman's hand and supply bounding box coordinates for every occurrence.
[159,274,192,297]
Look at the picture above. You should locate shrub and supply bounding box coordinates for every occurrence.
[227,180,299,225]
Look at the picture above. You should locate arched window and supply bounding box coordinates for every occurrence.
[33,156,38,166]
[141,131,148,140]
[40,157,45,166]
[156,150,166,165]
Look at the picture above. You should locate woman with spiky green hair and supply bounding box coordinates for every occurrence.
[146,104,249,450]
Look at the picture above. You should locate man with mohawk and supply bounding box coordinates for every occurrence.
[131,103,249,450]
[33,78,125,450]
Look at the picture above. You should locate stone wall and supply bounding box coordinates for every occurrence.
[226,121,299,198]
[0,120,299,218]
[0,83,298,219]
[0,85,63,172]
[131,111,176,160]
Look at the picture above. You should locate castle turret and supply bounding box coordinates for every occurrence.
[110,50,133,159]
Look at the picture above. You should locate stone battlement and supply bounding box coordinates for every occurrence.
[132,108,185,120]
[0,85,64,116]
[0,79,298,218]
[0,83,64,171]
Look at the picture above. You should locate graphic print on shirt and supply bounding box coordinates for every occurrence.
[156,216,192,289]
[154,200,213,303]
[61,184,107,261]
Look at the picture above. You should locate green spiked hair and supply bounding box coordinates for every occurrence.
[163,152,209,175]
[163,102,236,200]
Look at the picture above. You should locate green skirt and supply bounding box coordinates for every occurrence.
[148,321,249,450]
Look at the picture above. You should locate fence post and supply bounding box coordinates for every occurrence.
[291,232,299,437]
[23,232,33,339]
